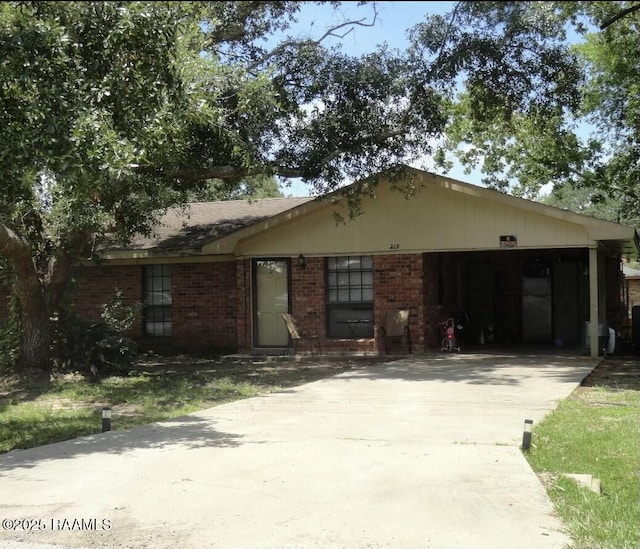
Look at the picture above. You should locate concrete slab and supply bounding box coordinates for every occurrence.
[0,351,597,549]
[562,473,602,494]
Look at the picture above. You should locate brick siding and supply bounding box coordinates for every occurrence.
[71,265,143,338]
[72,261,237,355]
[423,253,442,349]
[172,262,237,353]
[290,254,429,354]
[374,253,427,352]
[1,248,629,358]
[236,259,252,353]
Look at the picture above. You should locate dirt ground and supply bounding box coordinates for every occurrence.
[580,355,640,391]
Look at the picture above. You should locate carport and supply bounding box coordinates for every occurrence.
[435,247,608,351]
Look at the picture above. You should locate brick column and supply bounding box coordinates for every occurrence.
[373,253,426,352]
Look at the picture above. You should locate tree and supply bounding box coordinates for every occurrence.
[423,1,639,226]
[541,182,626,222]
[0,1,449,370]
[0,1,194,370]
[187,175,283,202]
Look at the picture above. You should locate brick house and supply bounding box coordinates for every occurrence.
[13,167,640,358]
[621,263,640,343]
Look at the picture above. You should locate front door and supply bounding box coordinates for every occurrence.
[254,259,290,347]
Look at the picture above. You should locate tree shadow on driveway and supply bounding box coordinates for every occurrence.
[0,412,259,474]
[333,349,599,386]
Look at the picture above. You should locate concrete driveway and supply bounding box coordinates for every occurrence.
[0,351,597,549]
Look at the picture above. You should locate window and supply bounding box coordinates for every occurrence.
[143,264,172,337]
[326,256,374,338]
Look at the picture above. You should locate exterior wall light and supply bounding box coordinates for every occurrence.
[297,254,306,269]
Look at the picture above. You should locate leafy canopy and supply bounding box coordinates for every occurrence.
[0,0,455,256]
[426,1,639,226]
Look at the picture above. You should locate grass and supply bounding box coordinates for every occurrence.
[0,354,387,454]
[526,359,640,549]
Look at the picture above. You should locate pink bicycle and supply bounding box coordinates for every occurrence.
[440,318,461,352]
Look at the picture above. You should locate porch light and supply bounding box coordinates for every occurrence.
[102,406,112,433]
[297,254,306,269]
[522,419,533,451]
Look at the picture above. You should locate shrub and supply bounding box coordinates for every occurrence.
[51,290,140,376]
[0,292,22,373]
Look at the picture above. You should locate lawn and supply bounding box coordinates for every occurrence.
[0,354,389,454]
[526,357,640,549]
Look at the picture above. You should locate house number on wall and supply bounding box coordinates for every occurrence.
[389,243,400,250]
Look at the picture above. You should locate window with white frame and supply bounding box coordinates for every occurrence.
[326,256,374,338]
[143,264,172,337]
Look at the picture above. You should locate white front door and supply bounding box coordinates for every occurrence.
[254,259,290,347]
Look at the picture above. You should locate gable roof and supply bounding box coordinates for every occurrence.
[226,167,639,258]
[100,197,312,258]
[97,167,639,261]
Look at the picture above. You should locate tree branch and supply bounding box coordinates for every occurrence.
[600,4,640,30]
[132,163,305,182]
[206,1,270,44]
[45,228,93,309]
[0,219,32,260]
[133,123,409,184]
[314,127,409,170]
[247,3,380,72]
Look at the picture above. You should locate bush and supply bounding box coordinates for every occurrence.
[0,292,22,373]
[51,313,138,375]
[51,290,140,376]
[100,289,141,333]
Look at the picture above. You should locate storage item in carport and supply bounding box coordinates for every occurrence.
[585,321,615,355]
[633,306,640,356]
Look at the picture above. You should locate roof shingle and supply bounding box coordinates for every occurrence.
[102,197,312,253]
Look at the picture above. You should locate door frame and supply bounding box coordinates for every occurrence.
[251,257,292,348]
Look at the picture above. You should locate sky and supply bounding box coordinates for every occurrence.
[273,1,481,197]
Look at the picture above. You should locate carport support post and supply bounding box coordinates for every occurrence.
[589,248,599,358]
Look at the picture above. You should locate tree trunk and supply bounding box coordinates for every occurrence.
[14,278,53,371]
[21,298,52,370]
[1,221,90,371]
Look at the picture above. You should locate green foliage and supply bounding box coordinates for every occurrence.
[100,289,141,334]
[0,1,193,240]
[187,175,283,202]
[541,182,636,225]
[0,292,22,372]
[425,1,639,225]
[51,307,138,377]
